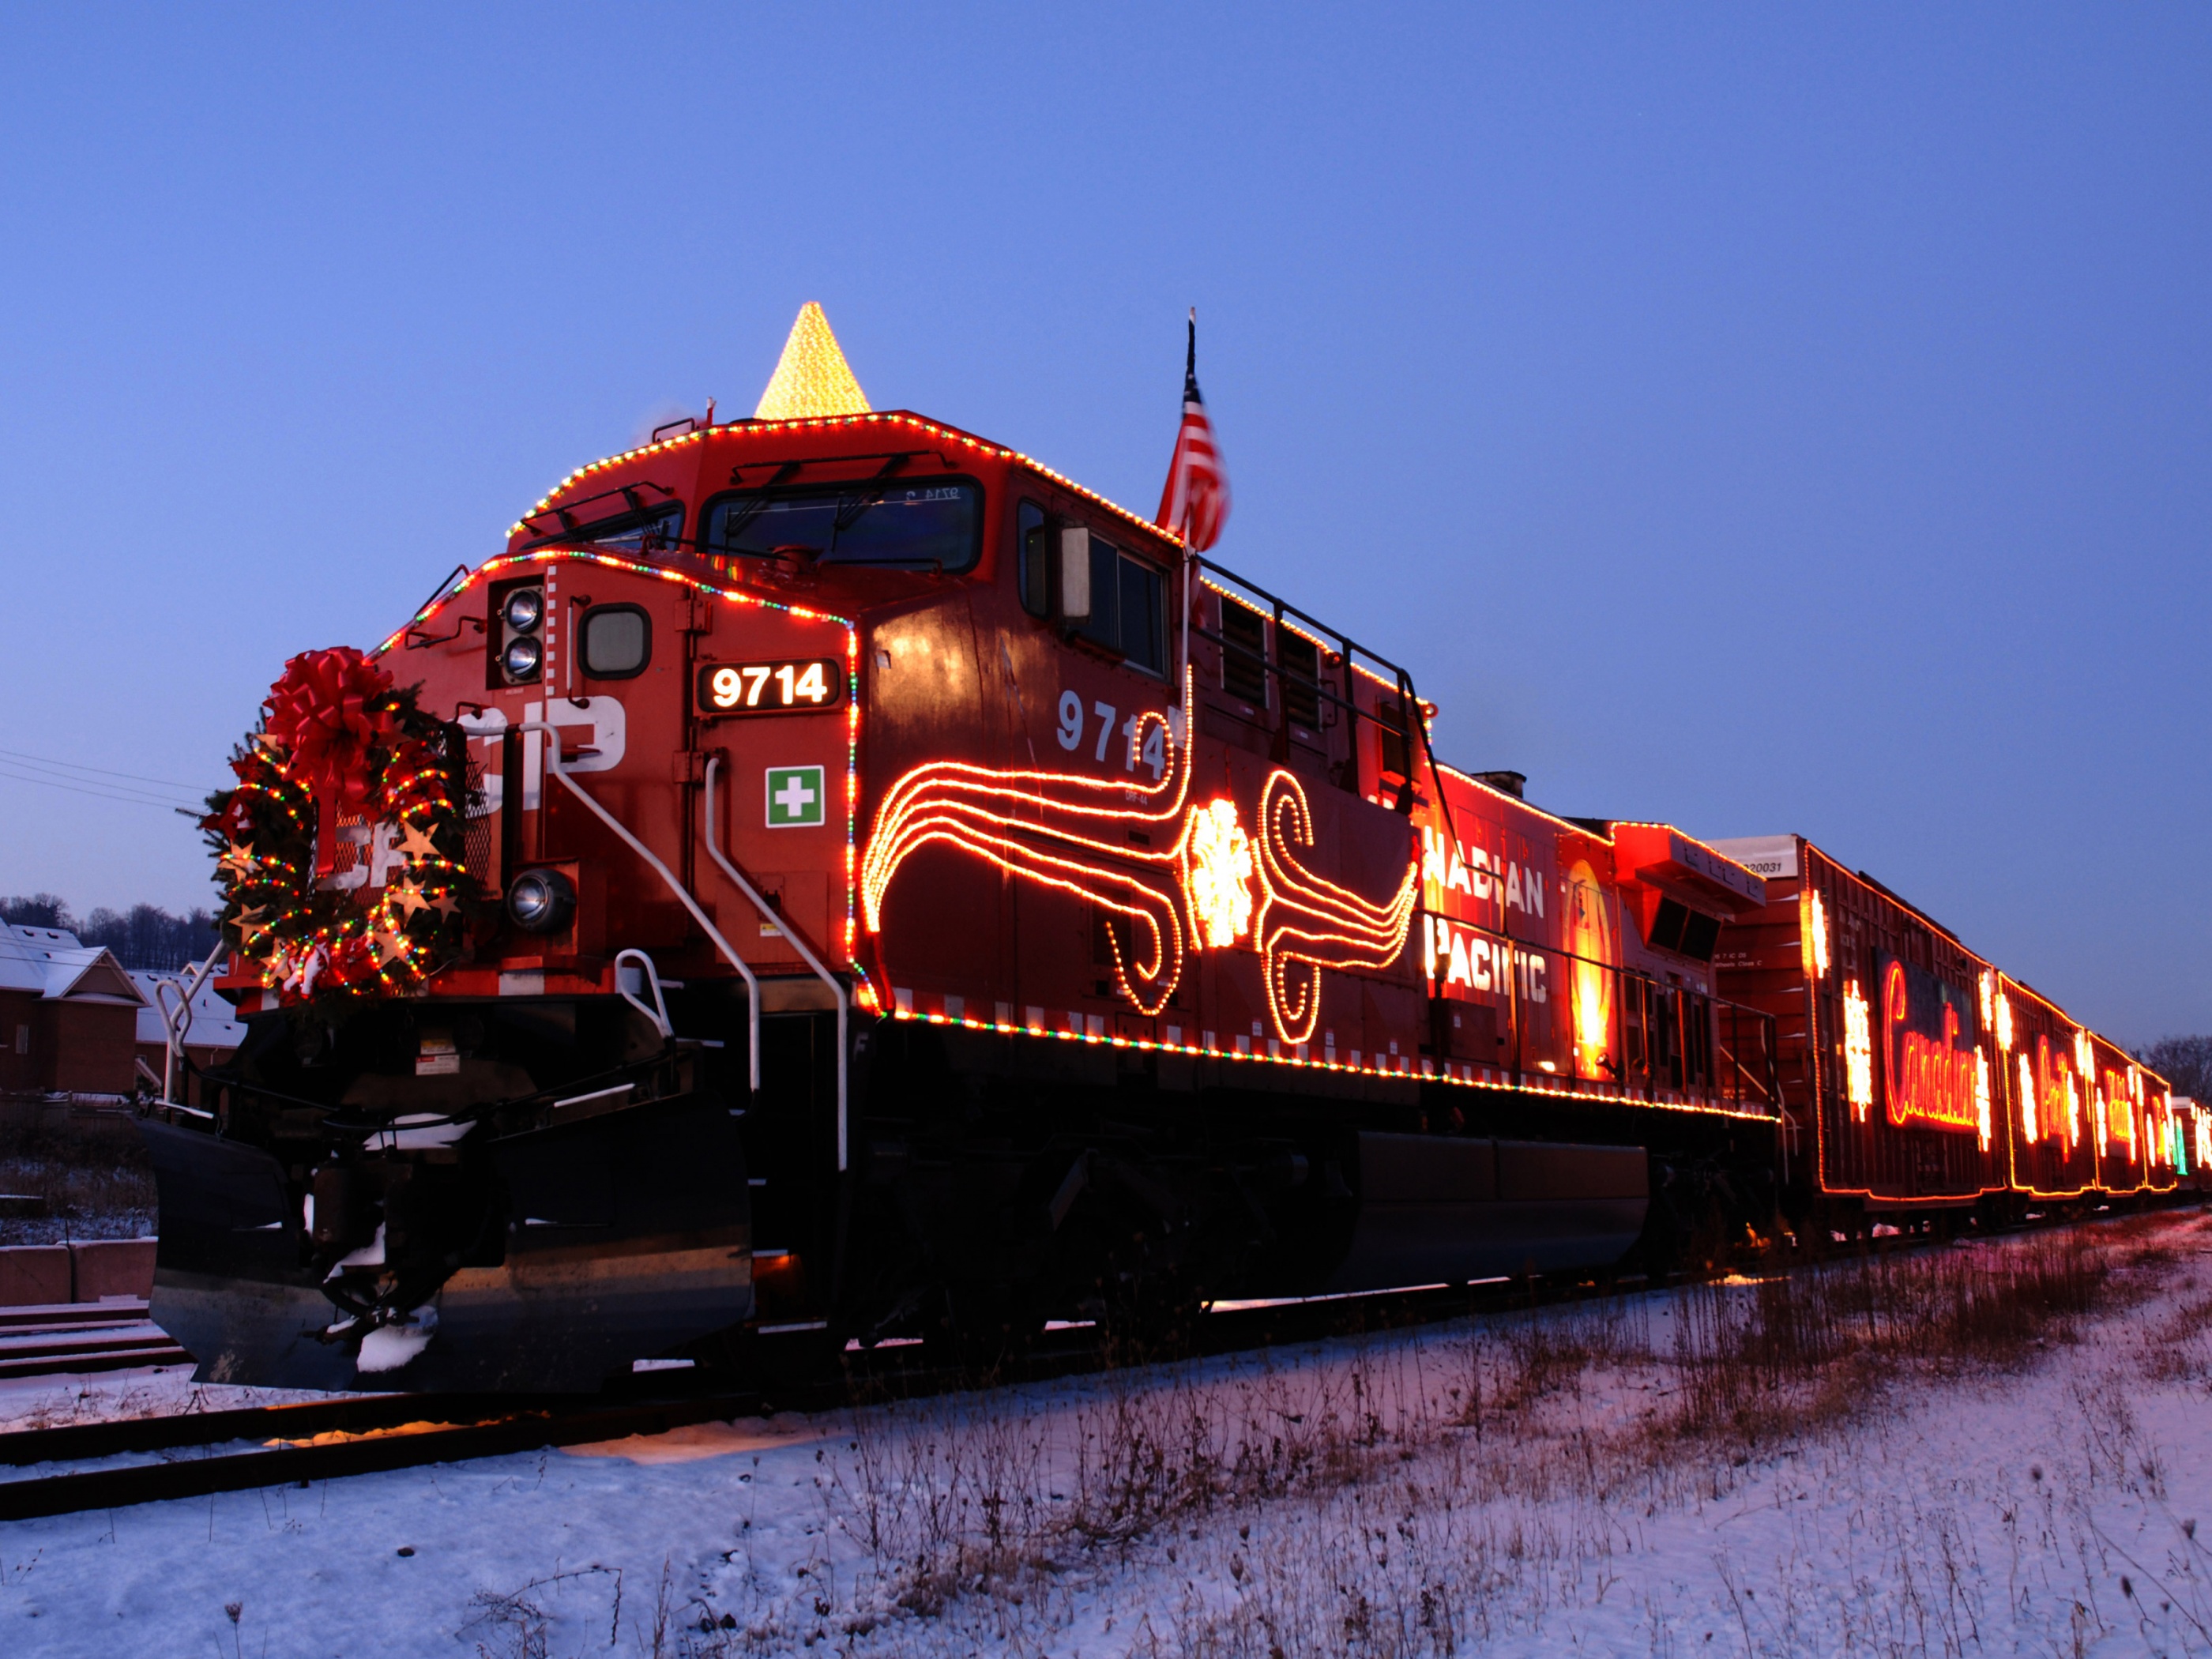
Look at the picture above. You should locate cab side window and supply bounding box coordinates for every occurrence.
[1018,501,1049,618]
[1117,549,1165,675]
[1079,534,1166,675]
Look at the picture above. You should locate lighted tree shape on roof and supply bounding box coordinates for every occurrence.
[754,303,871,421]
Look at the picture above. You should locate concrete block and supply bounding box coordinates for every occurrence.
[70,1238,156,1302]
[0,1245,72,1307]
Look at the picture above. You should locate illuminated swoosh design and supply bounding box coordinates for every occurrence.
[860,683,1418,1035]
[1253,769,1419,1045]
[860,703,1192,1014]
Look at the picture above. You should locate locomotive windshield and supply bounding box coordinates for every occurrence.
[524,502,684,554]
[704,480,980,570]
[585,505,683,554]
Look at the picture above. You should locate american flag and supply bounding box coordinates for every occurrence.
[1155,310,1230,551]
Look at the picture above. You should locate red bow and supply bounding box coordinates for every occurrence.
[262,648,400,877]
[262,648,398,807]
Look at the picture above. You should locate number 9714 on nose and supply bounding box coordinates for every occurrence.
[694,657,845,717]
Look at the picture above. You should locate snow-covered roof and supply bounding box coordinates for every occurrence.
[0,924,146,1005]
[130,964,248,1050]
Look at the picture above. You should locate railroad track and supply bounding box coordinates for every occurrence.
[0,1280,1514,1523]
[0,1391,780,1524]
[0,1202,2192,1525]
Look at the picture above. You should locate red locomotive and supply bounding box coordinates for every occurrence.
[142,309,2195,1391]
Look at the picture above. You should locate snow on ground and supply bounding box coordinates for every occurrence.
[4,1209,2211,1657]
[0,1365,353,1435]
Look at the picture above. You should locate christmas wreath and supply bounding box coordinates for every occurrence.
[204,647,476,1006]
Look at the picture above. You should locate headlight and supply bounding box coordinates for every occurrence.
[505,867,575,933]
[503,589,544,634]
[502,636,543,680]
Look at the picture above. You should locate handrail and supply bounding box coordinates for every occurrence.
[614,948,673,1040]
[1194,554,1416,697]
[702,755,850,1172]
[1191,555,1780,1116]
[1723,999,1782,1109]
[156,953,227,1106]
[1419,912,1780,1117]
[514,722,760,1093]
[153,981,189,1103]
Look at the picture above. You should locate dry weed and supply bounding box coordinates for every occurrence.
[0,1139,155,1244]
[521,1209,2212,1656]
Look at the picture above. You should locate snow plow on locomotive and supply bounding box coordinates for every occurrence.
[141,312,2182,1393]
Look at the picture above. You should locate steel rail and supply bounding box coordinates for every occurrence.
[0,1392,535,1469]
[0,1394,768,1523]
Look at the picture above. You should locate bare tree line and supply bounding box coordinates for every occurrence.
[2141,1035,2212,1101]
[0,893,220,972]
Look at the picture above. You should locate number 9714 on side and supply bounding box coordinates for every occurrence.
[694,658,845,717]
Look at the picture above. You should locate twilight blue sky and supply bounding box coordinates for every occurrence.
[0,7,2204,1042]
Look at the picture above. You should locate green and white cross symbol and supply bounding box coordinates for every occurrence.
[765,765,826,828]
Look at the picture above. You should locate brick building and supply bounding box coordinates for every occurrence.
[0,924,148,1097]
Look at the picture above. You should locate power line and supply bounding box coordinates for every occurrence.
[0,766,198,811]
[0,769,203,814]
[0,762,209,813]
[0,745,209,793]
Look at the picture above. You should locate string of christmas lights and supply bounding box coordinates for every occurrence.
[860,687,1195,1014]
[1253,769,1418,1046]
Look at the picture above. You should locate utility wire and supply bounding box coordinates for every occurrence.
[0,745,209,793]
[0,762,209,813]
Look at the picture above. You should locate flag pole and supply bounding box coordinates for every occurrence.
[1177,307,1196,706]
[1179,528,1192,708]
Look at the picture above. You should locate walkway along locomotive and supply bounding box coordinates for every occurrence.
[144,308,2201,1391]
